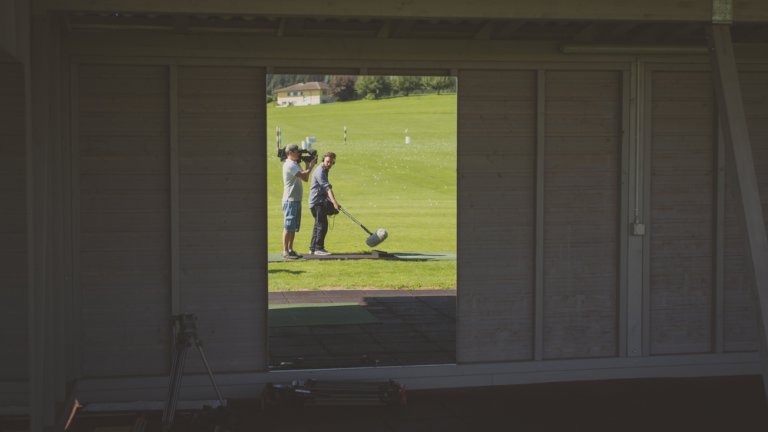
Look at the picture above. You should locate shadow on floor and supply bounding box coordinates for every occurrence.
[268,290,456,369]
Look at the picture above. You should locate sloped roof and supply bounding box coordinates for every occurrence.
[274,82,328,93]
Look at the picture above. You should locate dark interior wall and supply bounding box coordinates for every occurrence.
[75,63,267,378]
[648,69,768,355]
[723,71,768,352]
[77,64,171,377]
[66,58,766,377]
[649,71,716,354]
[0,61,27,382]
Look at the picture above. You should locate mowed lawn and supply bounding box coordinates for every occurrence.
[267,94,457,290]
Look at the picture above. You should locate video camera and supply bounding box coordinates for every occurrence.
[277,146,317,164]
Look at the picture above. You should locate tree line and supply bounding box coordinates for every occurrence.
[267,75,457,102]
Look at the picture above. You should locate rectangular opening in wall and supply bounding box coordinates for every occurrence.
[266,74,457,369]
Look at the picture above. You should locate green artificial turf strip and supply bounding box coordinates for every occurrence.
[268,259,457,291]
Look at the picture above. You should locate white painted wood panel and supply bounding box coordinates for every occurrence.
[543,70,621,359]
[178,66,267,373]
[457,70,536,363]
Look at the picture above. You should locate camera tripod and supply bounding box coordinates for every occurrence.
[161,314,226,431]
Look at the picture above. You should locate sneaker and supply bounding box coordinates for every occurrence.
[314,249,331,256]
[282,252,297,260]
[308,250,315,255]
[288,250,303,259]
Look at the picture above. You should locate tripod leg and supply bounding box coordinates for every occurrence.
[161,345,181,424]
[195,341,226,406]
[162,345,188,430]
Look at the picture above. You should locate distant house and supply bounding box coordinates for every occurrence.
[274,81,334,107]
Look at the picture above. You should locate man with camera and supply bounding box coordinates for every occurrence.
[308,152,340,255]
[282,144,317,259]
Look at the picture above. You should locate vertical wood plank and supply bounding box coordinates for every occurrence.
[619,68,630,357]
[77,64,171,377]
[626,60,645,357]
[542,70,620,359]
[0,61,27,383]
[69,62,82,378]
[170,64,179,316]
[649,70,715,355]
[641,66,653,356]
[715,121,726,353]
[178,66,267,372]
[456,70,536,363]
[534,69,545,361]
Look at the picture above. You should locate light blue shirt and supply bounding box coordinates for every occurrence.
[282,160,302,202]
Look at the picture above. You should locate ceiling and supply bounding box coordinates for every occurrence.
[65,12,768,45]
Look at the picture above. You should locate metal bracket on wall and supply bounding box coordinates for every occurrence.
[712,0,733,24]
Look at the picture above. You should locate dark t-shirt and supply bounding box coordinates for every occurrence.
[308,166,331,208]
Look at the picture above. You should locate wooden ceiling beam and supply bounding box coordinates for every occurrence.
[377,19,392,38]
[474,21,496,39]
[494,20,527,39]
[35,0,768,23]
[604,22,639,40]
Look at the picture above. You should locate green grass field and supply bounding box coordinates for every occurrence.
[267,94,457,290]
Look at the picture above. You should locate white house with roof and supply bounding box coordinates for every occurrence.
[274,81,334,106]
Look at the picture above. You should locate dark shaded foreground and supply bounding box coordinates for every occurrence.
[13,375,766,432]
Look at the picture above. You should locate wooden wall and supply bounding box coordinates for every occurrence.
[543,71,620,359]
[77,64,171,377]
[648,69,768,355]
[60,58,765,381]
[649,71,715,354]
[457,69,622,362]
[0,61,27,384]
[75,64,267,378]
[178,66,267,373]
[723,71,768,352]
[457,70,537,362]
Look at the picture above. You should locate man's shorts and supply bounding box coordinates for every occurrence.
[283,200,301,232]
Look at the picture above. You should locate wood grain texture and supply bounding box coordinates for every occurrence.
[723,71,768,352]
[543,71,621,359]
[178,66,267,373]
[77,64,171,377]
[457,70,536,363]
[649,71,714,355]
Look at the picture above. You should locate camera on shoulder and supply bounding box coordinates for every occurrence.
[277,146,317,164]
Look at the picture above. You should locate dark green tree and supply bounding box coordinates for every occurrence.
[391,76,422,96]
[354,75,392,99]
[421,76,456,94]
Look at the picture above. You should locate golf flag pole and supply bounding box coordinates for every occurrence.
[344,126,347,145]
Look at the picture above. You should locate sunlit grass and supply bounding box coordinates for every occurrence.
[267,94,457,290]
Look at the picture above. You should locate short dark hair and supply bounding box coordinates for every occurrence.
[323,152,336,160]
[286,144,299,152]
